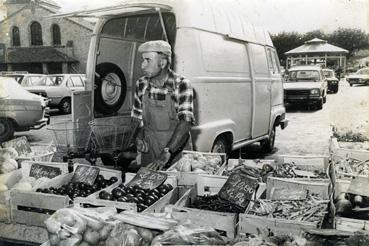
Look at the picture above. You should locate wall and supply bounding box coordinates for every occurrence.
[0,3,93,73]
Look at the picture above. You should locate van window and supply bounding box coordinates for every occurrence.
[271,50,281,73]
[249,44,268,75]
[266,48,281,74]
[101,13,176,45]
[200,32,250,74]
[70,76,84,87]
[266,49,274,73]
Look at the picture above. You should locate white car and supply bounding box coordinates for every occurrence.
[346,67,369,86]
[284,66,328,110]
[0,77,49,143]
[25,74,86,114]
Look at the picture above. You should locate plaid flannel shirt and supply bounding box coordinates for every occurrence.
[131,70,195,125]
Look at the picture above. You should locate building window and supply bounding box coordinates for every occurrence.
[30,21,43,45]
[12,26,21,46]
[52,24,61,45]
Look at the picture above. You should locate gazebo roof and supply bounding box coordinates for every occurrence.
[285,38,349,55]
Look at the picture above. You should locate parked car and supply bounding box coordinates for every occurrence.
[346,67,369,86]
[0,77,49,143]
[1,72,45,86]
[322,68,339,93]
[284,65,328,110]
[25,74,86,114]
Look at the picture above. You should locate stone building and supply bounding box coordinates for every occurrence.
[0,0,94,73]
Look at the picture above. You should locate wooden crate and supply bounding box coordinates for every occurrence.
[226,158,276,171]
[330,138,369,163]
[276,154,329,172]
[74,173,179,213]
[17,143,55,165]
[10,163,121,227]
[335,217,369,233]
[0,161,68,223]
[165,175,266,238]
[0,169,22,222]
[239,197,328,236]
[163,151,227,186]
[238,213,318,236]
[266,177,330,200]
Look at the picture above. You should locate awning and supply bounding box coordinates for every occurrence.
[6,47,78,63]
[285,38,349,55]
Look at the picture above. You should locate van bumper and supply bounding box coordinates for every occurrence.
[280,118,288,129]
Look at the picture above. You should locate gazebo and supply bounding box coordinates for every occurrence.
[285,38,348,72]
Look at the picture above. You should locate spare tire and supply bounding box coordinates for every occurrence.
[94,63,127,115]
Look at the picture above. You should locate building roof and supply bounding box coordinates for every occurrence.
[6,47,78,63]
[285,38,349,55]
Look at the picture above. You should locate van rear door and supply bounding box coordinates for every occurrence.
[249,43,271,137]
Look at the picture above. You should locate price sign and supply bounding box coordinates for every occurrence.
[127,167,168,190]
[218,171,259,209]
[71,165,100,185]
[29,163,62,179]
[2,136,31,156]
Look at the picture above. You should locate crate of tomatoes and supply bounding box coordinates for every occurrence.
[10,163,121,227]
[74,170,179,213]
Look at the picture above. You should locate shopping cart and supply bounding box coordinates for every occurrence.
[48,121,92,162]
[89,121,132,169]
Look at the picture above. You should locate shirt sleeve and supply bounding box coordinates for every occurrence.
[177,77,195,125]
[131,78,145,120]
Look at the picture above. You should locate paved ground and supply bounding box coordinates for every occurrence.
[16,79,369,161]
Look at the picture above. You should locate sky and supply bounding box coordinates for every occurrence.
[54,0,369,34]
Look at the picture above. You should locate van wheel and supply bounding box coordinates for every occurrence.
[95,63,126,115]
[0,118,15,143]
[260,127,275,153]
[59,98,71,114]
[211,137,228,155]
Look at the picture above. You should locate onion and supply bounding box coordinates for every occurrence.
[122,229,142,246]
[335,198,352,215]
[354,195,363,208]
[83,228,100,245]
[137,227,154,242]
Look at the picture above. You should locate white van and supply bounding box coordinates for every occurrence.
[61,0,287,158]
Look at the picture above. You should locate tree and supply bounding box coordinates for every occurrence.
[302,30,327,42]
[271,28,369,64]
[270,32,303,65]
[327,28,369,57]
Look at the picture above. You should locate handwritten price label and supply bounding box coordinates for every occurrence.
[127,167,168,190]
[218,172,259,209]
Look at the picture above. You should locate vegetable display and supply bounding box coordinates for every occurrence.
[335,157,369,175]
[98,183,173,212]
[188,195,245,213]
[0,147,18,174]
[248,196,328,223]
[223,162,327,180]
[169,152,223,173]
[36,175,118,199]
[45,207,116,246]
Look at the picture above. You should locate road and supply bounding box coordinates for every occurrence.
[16,79,369,161]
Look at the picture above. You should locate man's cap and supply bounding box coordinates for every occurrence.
[138,40,172,57]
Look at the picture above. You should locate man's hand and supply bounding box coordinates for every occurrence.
[147,150,171,170]
[136,139,148,153]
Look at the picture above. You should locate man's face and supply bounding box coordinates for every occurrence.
[141,52,162,78]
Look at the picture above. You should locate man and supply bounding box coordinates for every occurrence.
[130,40,194,170]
